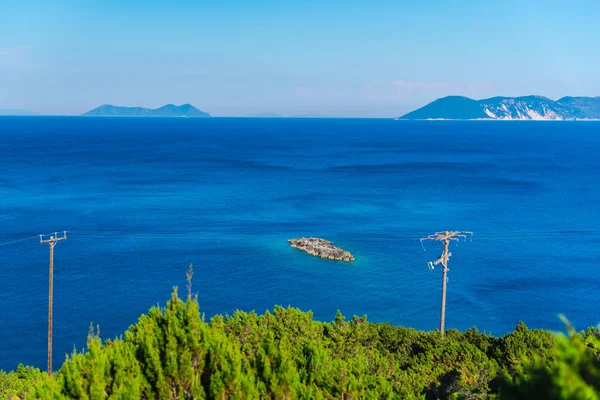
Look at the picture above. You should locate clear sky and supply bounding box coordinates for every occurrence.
[1,0,599,117]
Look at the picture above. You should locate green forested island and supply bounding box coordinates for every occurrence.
[1,286,598,399]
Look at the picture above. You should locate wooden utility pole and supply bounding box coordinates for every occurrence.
[420,231,472,337]
[40,231,67,375]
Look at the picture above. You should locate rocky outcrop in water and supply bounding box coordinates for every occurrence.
[288,237,355,262]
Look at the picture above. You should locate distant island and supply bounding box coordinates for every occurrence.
[399,95,600,120]
[82,104,211,117]
[0,109,37,116]
[249,112,283,118]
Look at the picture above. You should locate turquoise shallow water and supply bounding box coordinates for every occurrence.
[1,117,599,371]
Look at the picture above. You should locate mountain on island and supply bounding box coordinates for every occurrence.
[399,95,600,120]
[82,104,211,117]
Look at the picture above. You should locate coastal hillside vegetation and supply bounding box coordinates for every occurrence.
[1,286,598,399]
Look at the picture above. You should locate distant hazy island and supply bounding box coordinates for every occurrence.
[82,104,211,117]
[0,109,37,116]
[399,95,600,120]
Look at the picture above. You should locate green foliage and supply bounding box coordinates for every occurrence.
[500,322,600,400]
[491,321,556,375]
[2,289,598,399]
[0,364,45,399]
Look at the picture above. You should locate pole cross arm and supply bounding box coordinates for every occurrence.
[40,231,67,244]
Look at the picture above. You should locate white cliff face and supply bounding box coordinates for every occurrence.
[484,109,496,118]
[399,95,600,120]
[479,97,566,120]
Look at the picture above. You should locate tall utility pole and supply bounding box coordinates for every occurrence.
[420,231,472,337]
[40,231,67,375]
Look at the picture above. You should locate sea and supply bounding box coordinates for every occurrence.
[1,117,599,371]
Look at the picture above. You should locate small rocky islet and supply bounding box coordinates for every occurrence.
[287,237,355,262]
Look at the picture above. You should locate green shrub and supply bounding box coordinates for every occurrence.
[2,288,597,399]
[500,320,600,400]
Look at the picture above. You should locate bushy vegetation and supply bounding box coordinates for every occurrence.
[1,287,598,399]
[0,364,46,399]
[499,322,599,400]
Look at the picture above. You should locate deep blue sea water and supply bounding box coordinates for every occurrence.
[1,117,599,371]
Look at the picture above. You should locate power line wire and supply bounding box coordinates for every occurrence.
[0,236,40,247]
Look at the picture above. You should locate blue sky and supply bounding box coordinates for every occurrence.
[1,0,599,117]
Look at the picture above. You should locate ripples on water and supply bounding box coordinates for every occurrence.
[0,117,599,370]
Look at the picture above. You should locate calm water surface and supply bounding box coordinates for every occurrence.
[1,117,599,371]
